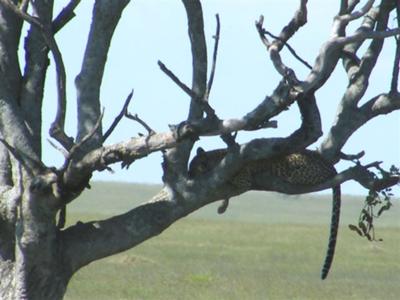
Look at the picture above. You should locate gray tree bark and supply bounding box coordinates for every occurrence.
[0,0,399,299]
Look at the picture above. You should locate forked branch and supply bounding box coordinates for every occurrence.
[103,90,134,142]
[0,0,74,150]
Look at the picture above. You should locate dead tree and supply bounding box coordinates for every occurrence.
[0,0,399,299]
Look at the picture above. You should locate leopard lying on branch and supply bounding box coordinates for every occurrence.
[189,148,341,279]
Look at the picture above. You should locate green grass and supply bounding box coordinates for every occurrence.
[64,182,400,300]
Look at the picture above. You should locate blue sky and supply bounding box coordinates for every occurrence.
[39,0,399,195]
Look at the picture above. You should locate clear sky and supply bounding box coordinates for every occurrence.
[39,0,399,195]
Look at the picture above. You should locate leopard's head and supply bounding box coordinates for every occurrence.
[188,147,227,178]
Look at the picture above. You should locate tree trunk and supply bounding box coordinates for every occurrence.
[1,263,68,300]
[0,183,71,300]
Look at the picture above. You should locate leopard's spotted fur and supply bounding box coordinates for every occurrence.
[189,148,341,279]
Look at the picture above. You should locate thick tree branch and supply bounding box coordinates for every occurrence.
[61,195,183,274]
[390,4,400,93]
[60,152,395,275]
[341,6,380,80]
[320,92,400,161]
[320,1,398,160]
[0,3,38,169]
[161,0,209,184]
[62,131,181,194]
[341,0,374,23]
[18,1,54,156]
[181,0,208,122]
[0,101,43,174]
[75,0,130,152]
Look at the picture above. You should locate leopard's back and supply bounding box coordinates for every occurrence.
[246,150,337,185]
[189,149,337,192]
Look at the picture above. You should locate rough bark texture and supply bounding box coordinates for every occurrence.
[0,0,398,299]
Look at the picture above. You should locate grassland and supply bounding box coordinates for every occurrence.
[64,182,400,300]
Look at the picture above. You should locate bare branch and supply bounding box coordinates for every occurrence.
[340,6,380,78]
[0,0,74,150]
[75,0,130,151]
[339,0,349,15]
[391,5,400,93]
[342,0,375,23]
[339,150,365,161]
[255,15,271,48]
[391,39,400,93]
[158,60,216,119]
[347,0,361,14]
[182,0,208,121]
[62,196,180,274]
[158,60,195,98]
[273,0,308,51]
[52,0,82,33]
[205,14,221,101]
[0,0,40,25]
[62,131,181,192]
[47,139,69,159]
[103,90,134,142]
[336,27,400,46]
[263,30,312,69]
[125,113,155,136]
[256,1,307,79]
[320,92,400,161]
[256,16,291,78]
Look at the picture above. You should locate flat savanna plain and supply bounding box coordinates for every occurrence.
[64,182,400,300]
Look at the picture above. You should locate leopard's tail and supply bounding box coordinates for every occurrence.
[321,185,341,280]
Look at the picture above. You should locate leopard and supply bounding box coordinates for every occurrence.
[188,147,341,280]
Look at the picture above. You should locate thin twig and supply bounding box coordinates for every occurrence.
[205,14,221,101]
[125,112,155,136]
[158,60,216,116]
[103,90,134,142]
[264,30,312,70]
[52,0,81,33]
[339,150,365,161]
[47,139,69,158]
[158,60,196,98]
